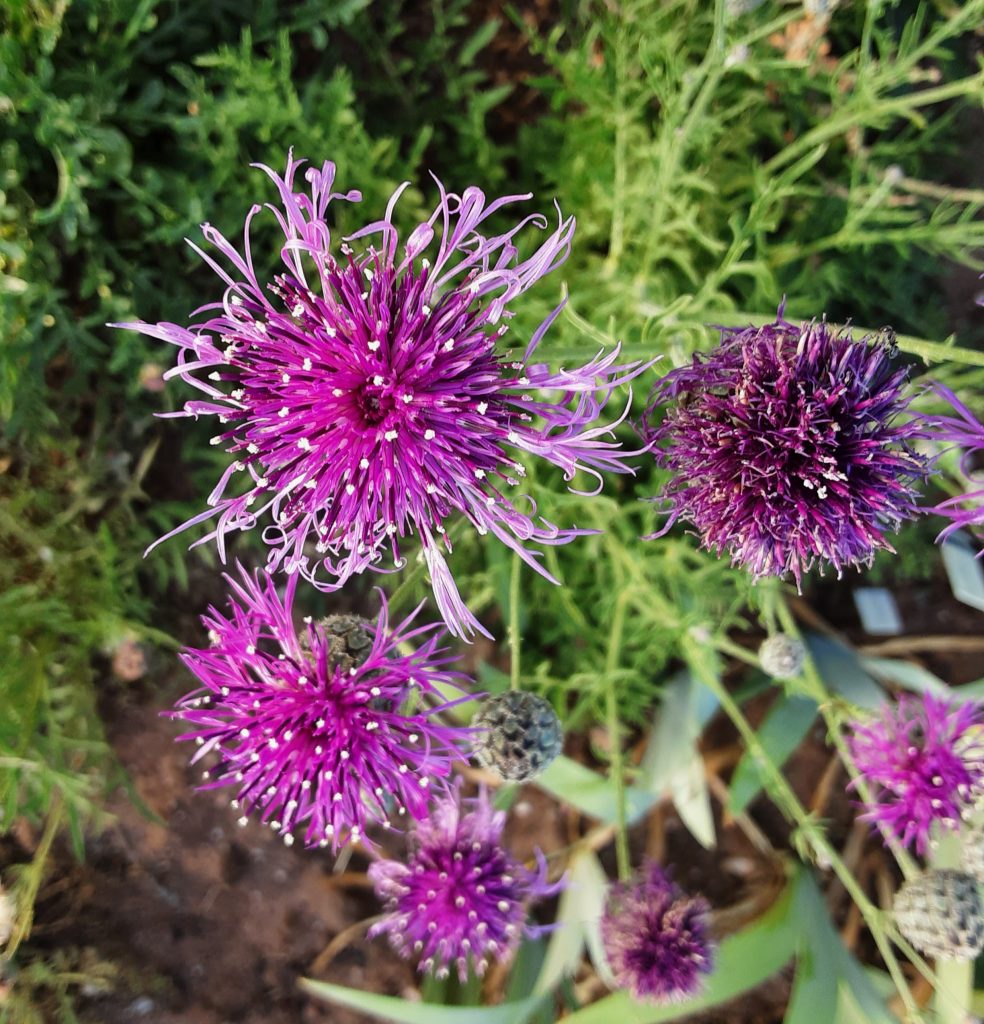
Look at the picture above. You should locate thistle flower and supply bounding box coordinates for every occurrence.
[642,308,930,587]
[368,783,558,981]
[601,862,714,1004]
[927,383,984,543]
[172,565,472,850]
[846,693,984,855]
[117,153,646,638]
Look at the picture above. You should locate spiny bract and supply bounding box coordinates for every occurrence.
[893,870,984,961]
[472,690,563,782]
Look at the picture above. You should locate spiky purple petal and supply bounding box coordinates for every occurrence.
[927,384,984,543]
[172,564,472,851]
[847,693,984,855]
[601,862,714,1004]
[641,309,931,587]
[368,783,559,981]
[116,153,649,638]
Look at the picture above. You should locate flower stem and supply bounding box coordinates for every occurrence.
[5,791,64,959]
[508,552,521,691]
[930,831,974,1024]
[770,596,920,882]
[683,633,923,1021]
[605,591,631,882]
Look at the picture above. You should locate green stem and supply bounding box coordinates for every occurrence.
[763,70,984,177]
[6,792,64,959]
[605,18,628,272]
[770,597,920,882]
[684,634,922,1021]
[508,553,522,691]
[605,592,631,882]
[930,832,974,1024]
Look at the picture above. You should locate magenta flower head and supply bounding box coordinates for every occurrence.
[172,564,472,851]
[847,693,984,855]
[117,152,646,638]
[368,782,559,981]
[642,307,931,587]
[927,384,984,543]
[601,861,714,1004]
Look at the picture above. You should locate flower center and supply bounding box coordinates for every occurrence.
[355,380,397,427]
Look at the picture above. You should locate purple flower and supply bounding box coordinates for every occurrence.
[368,783,559,981]
[117,153,646,639]
[642,308,931,587]
[927,384,984,543]
[172,564,472,851]
[846,693,984,855]
[601,862,714,1004]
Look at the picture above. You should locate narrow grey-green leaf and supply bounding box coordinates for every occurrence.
[640,671,717,848]
[537,755,654,825]
[805,634,884,709]
[729,695,817,814]
[535,848,613,995]
[860,656,950,697]
[301,980,546,1024]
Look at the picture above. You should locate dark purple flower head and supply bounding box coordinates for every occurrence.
[368,783,559,981]
[926,384,984,544]
[601,861,714,1004]
[172,564,472,851]
[847,693,984,855]
[117,153,647,639]
[642,308,931,587]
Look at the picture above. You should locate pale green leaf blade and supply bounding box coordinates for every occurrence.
[805,635,884,709]
[730,696,817,814]
[535,848,614,996]
[793,872,895,1024]
[860,656,951,697]
[640,671,718,847]
[537,755,654,825]
[301,980,546,1024]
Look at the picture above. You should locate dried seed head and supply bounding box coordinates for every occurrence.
[473,691,562,782]
[894,870,984,961]
[321,613,374,673]
[758,634,806,679]
[299,613,374,674]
